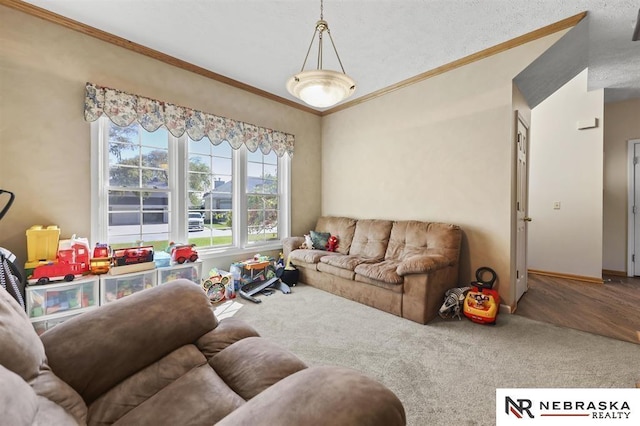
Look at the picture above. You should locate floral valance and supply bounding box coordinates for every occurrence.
[84,82,294,157]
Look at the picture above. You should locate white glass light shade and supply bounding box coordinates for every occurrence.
[286,70,356,108]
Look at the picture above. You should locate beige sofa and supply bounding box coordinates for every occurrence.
[0,279,406,425]
[283,216,462,324]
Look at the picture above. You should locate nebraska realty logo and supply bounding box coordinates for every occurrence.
[496,389,640,425]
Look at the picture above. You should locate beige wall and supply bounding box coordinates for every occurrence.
[321,32,564,306]
[528,70,604,279]
[603,98,640,273]
[0,6,322,267]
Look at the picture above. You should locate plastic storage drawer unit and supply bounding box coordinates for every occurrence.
[26,276,99,318]
[157,261,202,285]
[31,312,83,336]
[100,270,157,304]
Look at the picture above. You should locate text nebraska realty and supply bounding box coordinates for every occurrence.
[507,397,631,419]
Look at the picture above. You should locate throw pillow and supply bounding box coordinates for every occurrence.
[310,231,331,250]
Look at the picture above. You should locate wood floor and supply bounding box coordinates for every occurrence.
[515,273,640,345]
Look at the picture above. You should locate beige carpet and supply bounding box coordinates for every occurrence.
[231,284,639,426]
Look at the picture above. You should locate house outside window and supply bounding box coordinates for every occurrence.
[92,117,290,255]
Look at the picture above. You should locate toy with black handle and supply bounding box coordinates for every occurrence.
[463,266,500,325]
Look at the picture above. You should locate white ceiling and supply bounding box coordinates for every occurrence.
[20,0,640,110]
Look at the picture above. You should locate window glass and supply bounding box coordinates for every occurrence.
[106,122,170,250]
[246,151,279,244]
[95,118,289,253]
[188,138,233,247]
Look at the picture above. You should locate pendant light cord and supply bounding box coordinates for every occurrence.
[298,0,347,74]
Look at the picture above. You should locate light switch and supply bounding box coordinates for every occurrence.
[553,201,561,210]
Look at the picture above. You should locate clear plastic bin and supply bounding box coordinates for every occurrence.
[100,270,157,304]
[26,276,99,318]
[157,261,202,285]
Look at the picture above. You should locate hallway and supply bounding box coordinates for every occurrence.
[515,273,640,345]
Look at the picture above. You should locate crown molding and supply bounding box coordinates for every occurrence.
[1,1,586,118]
[322,11,587,116]
[0,0,321,116]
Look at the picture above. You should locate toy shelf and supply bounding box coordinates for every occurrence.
[26,262,203,334]
[26,275,100,335]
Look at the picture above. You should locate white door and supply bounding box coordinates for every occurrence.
[628,140,640,275]
[515,113,530,302]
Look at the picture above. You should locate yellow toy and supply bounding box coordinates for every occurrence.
[463,267,500,325]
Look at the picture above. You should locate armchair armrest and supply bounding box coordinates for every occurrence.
[217,366,406,426]
[396,254,452,276]
[282,236,305,260]
[41,279,217,404]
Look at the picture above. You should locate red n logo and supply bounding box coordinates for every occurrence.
[505,396,534,418]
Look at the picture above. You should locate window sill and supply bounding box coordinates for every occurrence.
[196,242,284,261]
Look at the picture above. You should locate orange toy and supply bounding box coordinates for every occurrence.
[463,267,500,325]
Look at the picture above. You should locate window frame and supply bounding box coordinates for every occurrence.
[91,118,291,258]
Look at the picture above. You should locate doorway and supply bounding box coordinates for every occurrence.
[627,139,640,276]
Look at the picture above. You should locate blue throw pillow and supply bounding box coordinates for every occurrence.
[310,231,331,250]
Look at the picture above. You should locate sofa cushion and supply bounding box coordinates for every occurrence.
[349,219,393,260]
[354,259,404,284]
[315,216,357,254]
[317,262,356,280]
[87,344,242,424]
[98,362,243,425]
[0,287,88,424]
[196,317,260,358]
[212,337,307,400]
[320,253,376,271]
[0,364,80,426]
[396,254,453,276]
[289,248,339,265]
[0,286,47,382]
[385,221,461,262]
[354,273,404,293]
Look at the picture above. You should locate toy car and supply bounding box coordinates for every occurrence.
[113,246,154,266]
[171,244,198,264]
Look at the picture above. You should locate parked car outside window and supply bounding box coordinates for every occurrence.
[188,212,204,231]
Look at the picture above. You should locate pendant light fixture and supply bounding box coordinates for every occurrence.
[286,0,356,108]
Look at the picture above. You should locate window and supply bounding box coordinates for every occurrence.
[189,137,233,248]
[246,150,279,244]
[92,118,290,255]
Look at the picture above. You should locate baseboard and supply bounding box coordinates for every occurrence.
[602,269,627,277]
[528,269,603,284]
[499,303,514,314]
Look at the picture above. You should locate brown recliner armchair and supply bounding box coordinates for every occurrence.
[0,279,405,425]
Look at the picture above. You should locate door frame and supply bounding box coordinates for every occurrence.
[515,111,530,303]
[627,138,640,276]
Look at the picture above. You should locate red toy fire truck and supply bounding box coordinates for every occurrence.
[28,240,91,285]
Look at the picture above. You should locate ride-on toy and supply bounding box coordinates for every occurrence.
[463,267,500,325]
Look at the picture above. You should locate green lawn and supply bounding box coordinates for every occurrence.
[111,230,277,252]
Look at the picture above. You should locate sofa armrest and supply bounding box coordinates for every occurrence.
[217,366,406,426]
[40,279,217,404]
[282,236,305,260]
[396,254,452,276]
